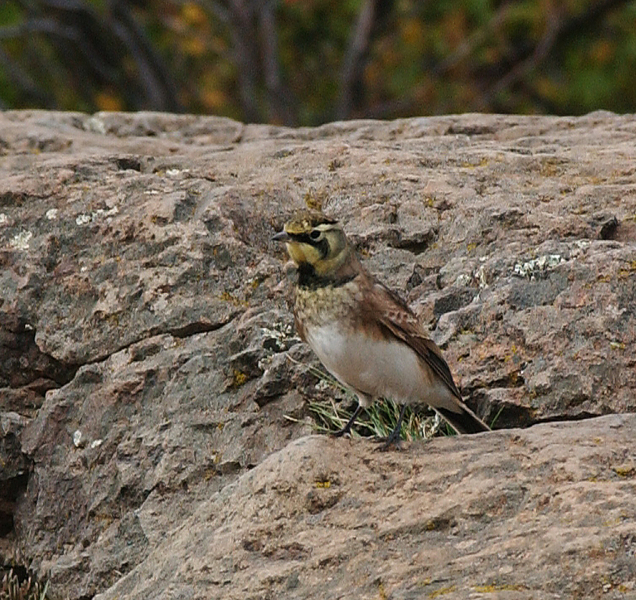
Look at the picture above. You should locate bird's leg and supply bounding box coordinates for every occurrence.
[331,404,363,438]
[375,404,408,451]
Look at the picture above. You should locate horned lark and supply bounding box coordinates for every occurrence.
[273,210,489,445]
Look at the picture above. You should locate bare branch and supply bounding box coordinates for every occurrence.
[474,9,562,112]
[259,0,295,125]
[109,0,183,111]
[473,0,631,112]
[336,0,377,120]
[433,2,513,77]
[224,0,262,122]
[0,46,52,107]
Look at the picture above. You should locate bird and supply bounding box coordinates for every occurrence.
[272,210,490,447]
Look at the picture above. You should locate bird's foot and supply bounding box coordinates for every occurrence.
[330,424,353,438]
[372,404,407,451]
[372,430,403,451]
[330,404,363,439]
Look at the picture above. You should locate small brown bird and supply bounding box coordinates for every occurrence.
[273,211,489,445]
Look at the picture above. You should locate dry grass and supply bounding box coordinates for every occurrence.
[1,568,48,600]
[301,365,455,440]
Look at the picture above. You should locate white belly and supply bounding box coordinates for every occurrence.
[305,323,457,410]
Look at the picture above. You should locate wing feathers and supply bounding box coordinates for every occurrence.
[369,281,461,398]
[365,278,490,432]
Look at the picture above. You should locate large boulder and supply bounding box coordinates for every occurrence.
[0,110,635,598]
[94,415,636,600]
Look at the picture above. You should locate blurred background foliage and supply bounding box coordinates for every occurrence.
[0,0,635,125]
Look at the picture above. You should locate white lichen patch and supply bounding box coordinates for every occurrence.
[73,430,83,448]
[315,378,333,392]
[0,213,8,226]
[257,356,273,371]
[46,208,59,220]
[260,323,298,352]
[474,264,489,288]
[257,322,299,371]
[166,168,189,178]
[455,273,472,286]
[10,230,33,249]
[513,254,565,280]
[75,206,119,226]
[76,214,92,225]
[84,115,107,135]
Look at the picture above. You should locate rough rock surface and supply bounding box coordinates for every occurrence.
[0,110,635,599]
[94,415,636,600]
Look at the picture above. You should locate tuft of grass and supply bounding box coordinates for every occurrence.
[308,396,447,441]
[287,358,496,439]
[488,405,505,429]
[300,364,449,441]
[1,568,49,600]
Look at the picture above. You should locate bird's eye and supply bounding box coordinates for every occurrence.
[309,229,321,240]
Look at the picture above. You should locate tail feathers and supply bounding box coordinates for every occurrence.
[435,403,490,435]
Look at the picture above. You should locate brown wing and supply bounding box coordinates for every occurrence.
[365,280,463,400]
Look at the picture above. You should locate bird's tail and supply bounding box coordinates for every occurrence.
[435,402,490,435]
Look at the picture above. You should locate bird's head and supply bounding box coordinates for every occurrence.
[272,211,352,278]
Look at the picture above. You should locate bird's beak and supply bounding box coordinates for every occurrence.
[272,230,291,242]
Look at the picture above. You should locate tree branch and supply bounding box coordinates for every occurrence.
[336,0,377,120]
[474,9,561,112]
[473,0,631,112]
[109,0,183,112]
[259,0,295,125]
[0,46,52,107]
[225,0,261,122]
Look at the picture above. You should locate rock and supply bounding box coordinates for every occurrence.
[0,411,30,557]
[15,322,311,596]
[94,415,636,600]
[0,110,635,598]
